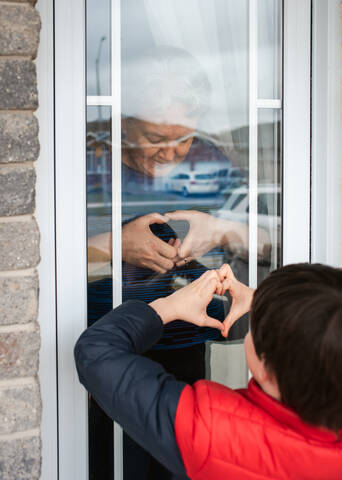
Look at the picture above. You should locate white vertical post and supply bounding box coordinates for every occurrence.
[36,0,58,478]
[111,0,123,478]
[282,0,311,264]
[111,0,122,308]
[55,0,89,478]
[271,110,279,270]
[248,0,258,288]
[311,0,342,267]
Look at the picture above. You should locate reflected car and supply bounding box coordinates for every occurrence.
[165,172,220,196]
[213,168,229,190]
[223,167,248,190]
[211,185,281,232]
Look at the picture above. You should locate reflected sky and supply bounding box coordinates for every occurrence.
[86,0,111,96]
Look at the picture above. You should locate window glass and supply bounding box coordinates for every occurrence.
[257,108,282,275]
[258,194,269,215]
[227,193,247,211]
[258,0,282,99]
[86,0,111,96]
[86,1,282,479]
[195,173,216,180]
[121,3,250,477]
[86,105,114,479]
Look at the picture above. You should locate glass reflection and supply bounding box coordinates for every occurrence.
[120,4,249,474]
[86,106,113,480]
[86,0,111,96]
[257,108,282,278]
[258,0,282,99]
[86,1,282,479]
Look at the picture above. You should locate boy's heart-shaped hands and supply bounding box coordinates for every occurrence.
[150,269,225,332]
[218,264,255,337]
[150,264,255,337]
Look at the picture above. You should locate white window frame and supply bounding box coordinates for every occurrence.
[311,0,342,267]
[282,0,311,264]
[36,0,335,478]
[36,1,58,479]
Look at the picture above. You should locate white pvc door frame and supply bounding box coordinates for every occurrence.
[283,0,311,264]
[54,0,311,478]
[55,1,88,479]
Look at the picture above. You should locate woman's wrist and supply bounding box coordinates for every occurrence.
[211,217,233,247]
[218,219,249,251]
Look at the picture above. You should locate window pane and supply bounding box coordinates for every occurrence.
[258,0,282,99]
[257,108,282,277]
[85,1,283,479]
[86,105,114,480]
[86,0,111,96]
[121,2,252,477]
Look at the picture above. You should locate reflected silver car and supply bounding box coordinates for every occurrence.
[165,172,220,196]
[211,185,281,264]
[211,185,281,231]
[224,167,248,190]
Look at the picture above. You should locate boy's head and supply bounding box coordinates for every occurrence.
[245,263,342,432]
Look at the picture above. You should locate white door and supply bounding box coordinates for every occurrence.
[54,1,311,478]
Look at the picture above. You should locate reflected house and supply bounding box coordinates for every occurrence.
[86,129,112,194]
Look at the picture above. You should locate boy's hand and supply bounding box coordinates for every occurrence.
[218,264,255,337]
[150,265,254,337]
[150,270,224,332]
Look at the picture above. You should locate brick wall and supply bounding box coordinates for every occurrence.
[0,2,41,479]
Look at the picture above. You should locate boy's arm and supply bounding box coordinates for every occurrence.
[74,267,251,474]
[74,270,223,474]
[74,300,187,476]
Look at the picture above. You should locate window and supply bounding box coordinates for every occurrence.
[54,1,311,478]
[86,0,283,477]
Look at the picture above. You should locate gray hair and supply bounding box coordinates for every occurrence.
[122,45,211,122]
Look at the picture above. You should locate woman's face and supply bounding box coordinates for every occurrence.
[122,110,196,178]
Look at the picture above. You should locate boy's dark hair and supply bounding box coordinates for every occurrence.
[251,263,342,432]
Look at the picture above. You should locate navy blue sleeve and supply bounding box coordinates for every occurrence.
[74,300,187,476]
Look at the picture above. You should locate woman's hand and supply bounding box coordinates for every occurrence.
[218,264,255,337]
[88,232,112,263]
[150,270,224,332]
[165,210,225,264]
[122,213,178,273]
[164,210,254,264]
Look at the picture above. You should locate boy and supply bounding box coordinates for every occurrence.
[74,263,342,479]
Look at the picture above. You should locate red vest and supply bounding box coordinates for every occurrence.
[175,379,342,480]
